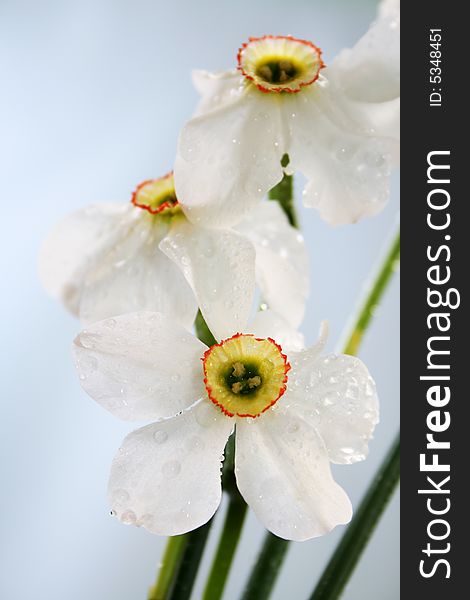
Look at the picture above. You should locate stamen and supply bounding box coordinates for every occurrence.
[238,35,324,94]
[248,376,261,389]
[232,362,246,377]
[203,333,290,418]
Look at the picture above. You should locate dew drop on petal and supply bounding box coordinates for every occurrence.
[138,513,154,528]
[121,510,137,525]
[162,460,181,478]
[287,421,300,434]
[196,402,217,428]
[322,392,338,407]
[187,436,205,451]
[153,430,168,444]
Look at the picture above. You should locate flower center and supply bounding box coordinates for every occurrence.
[256,59,299,84]
[131,173,181,216]
[238,35,324,94]
[203,333,290,418]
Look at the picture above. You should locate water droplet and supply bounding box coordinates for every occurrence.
[335,144,356,162]
[162,460,181,478]
[121,510,137,525]
[364,151,386,168]
[187,436,205,451]
[153,430,168,444]
[180,138,201,162]
[323,392,338,407]
[287,422,300,434]
[196,402,217,428]
[138,513,154,528]
[78,332,97,350]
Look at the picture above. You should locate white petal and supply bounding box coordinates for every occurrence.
[283,82,394,225]
[160,220,256,342]
[248,309,305,353]
[328,8,400,152]
[331,15,400,105]
[79,218,197,329]
[378,0,399,18]
[288,352,379,464]
[73,311,207,421]
[235,201,309,328]
[108,400,233,535]
[174,88,285,228]
[38,203,136,315]
[235,409,352,541]
[192,69,245,115]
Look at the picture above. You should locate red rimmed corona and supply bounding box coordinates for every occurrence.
[203,333,290,418]
[237,35,324,94]
[131,173,181,216]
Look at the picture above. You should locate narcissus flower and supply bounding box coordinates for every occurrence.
[73,310,378,541]
[39,173,308,330]
[174,6,400,228]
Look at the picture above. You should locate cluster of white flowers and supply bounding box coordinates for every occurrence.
[40,1,399,542]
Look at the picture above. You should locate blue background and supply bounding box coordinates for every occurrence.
[0,1,399,598]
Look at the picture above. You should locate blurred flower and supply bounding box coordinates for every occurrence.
[174,8,400,228]
[39,173,308,330]
[378,0,400,19]
[74,311,378,541]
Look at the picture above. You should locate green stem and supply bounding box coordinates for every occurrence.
[343,230,400,356]
[241,230,400,600]
[202,495,247,600]
[309,435,400,600]
[240,536,290,600]
[167,521,214,600]
[268,155,297,228]
[148,536,188,600]
[201,434,248,600]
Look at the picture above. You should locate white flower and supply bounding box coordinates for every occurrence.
[174,12,400,229]
[378,0,400,19]
[39,173,309,330]
[329,2,400,159]
[73,310,379,541]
